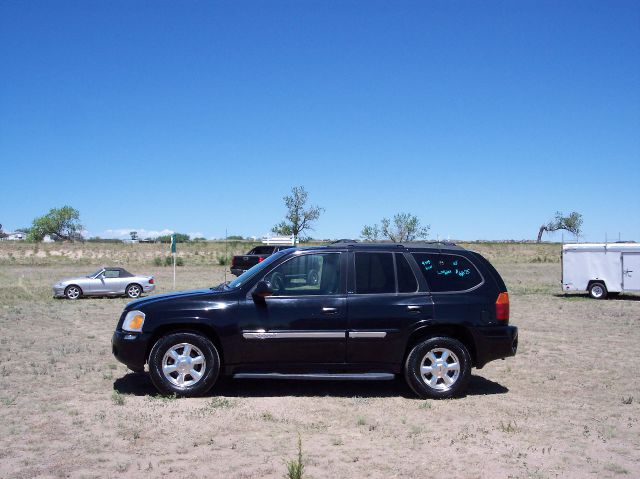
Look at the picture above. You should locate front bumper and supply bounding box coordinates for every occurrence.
[471,325,518,368]
[53,286,65,298]
[112,330,152,372]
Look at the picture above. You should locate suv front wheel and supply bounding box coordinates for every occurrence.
[148,332,220,397]
[404,337,471,399]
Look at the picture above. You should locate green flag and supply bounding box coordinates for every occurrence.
[170,233,176,254]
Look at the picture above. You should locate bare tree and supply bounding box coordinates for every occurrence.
[362,213,429,242]
[537,211,583,242]
[272,186,324,243]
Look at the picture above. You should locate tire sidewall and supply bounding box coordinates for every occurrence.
[589,282,607,300]
[65,285,81,300]
[148,332,220,397]
[404,336,471,399]
[127,284,142,298]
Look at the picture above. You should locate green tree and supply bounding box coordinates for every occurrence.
[272,186,324,243]
[129,231,138,241]
[156,233,190,243]
[362,213,430,242]
[28,206,83,241]
[537,211,583,242]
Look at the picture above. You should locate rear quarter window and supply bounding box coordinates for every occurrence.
[412,253,483,292]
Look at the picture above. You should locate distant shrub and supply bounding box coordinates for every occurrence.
[155,256,185,267]
[217,255,229,266]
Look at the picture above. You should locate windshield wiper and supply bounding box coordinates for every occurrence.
[212,281,231,291]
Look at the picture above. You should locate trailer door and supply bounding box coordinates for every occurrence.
[622,254,640,292]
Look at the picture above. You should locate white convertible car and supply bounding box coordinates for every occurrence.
[53,267,155,300]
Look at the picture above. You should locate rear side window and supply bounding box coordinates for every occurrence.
[355,252,395,294]
[396,253,418,293]
[412,253,482,292]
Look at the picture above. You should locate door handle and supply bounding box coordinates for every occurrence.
[322,307,338,315]
[407,305,421,313]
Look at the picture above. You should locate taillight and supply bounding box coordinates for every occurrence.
[149,278,154,284]
[258,256,264,263]
[496,292,509,321]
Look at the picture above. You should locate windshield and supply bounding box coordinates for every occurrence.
[225,249,291,290]
[88,268,104,278]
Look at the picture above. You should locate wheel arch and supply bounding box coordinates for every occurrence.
[404,324,477,368]
[586,279,607,290]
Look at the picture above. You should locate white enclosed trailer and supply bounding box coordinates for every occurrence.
[561,243,640,299]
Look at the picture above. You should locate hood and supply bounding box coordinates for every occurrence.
[125,288,218,310]
[55,276,88,285]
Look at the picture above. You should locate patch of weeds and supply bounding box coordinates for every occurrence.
[209,397,234,409]
[285,434,304,479]
[108,364,118,370]
[408,425,422,437]
[111,391,126,406]
[499,421,518,433]
[331,437,344,446]
[261,411,275,422]
[356,416,366,426]
[418,401,432,410]
[0,395,17,406]
[604,463,628,475]
[622,396,633,405]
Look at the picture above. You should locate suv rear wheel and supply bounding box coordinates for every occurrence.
[404,336,471,399]
[148,332,220,397]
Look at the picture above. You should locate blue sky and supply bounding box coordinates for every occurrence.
[1,0,639,241]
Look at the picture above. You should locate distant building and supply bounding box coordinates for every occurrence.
[2,231,26,241]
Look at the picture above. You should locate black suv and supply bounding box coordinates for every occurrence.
[112,243,517,399]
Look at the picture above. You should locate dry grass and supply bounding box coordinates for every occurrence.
[0,243,638,478]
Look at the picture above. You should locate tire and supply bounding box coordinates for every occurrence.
[404,336,471,399]
[588,282,607,300]
[307,269,319,286]
[64,285,82,300]
[270,272,285,293]
[126,284,142,299]
[148,332,220,397]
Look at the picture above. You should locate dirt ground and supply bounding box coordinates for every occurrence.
[0,248,639,478]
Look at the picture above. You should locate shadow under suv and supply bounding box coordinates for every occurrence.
[112,242,518,399]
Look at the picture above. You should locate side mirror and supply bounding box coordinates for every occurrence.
[252,281,274,302]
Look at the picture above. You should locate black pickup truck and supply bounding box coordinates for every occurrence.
[230,245,294,277]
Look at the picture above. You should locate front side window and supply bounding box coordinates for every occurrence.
[412,253,482,292]
[264,253,341,296]
[104,269,120,279]
[355,252,395,294]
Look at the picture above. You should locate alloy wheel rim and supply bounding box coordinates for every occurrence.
[162,343,206,388]
[420,347,461,391]
[592,285,604,298]
[128,286,140,298]
[67,287,80,299]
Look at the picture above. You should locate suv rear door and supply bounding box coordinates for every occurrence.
[346,251,434,367]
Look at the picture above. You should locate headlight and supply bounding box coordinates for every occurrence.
[122,310,146,332]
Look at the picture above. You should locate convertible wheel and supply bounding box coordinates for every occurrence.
[64,285,82,300]
[126,284,142,298]
[148,332,220,397]
[404,336,471,399]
